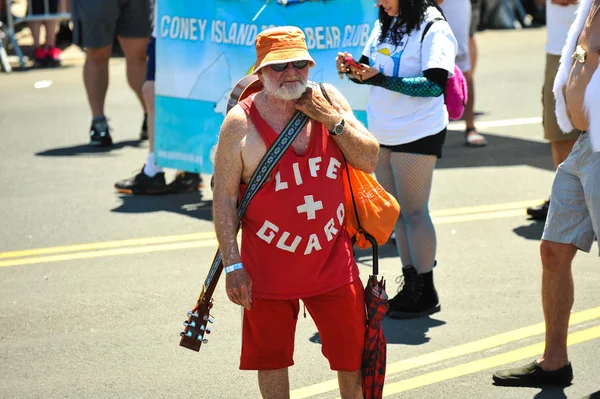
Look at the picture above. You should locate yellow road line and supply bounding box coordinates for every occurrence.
[290,306,600,399]
[430,199,542,217]
[0,199,544,268]
[0,240,219,268]
[382,325,600,396]
[0,232,216,259]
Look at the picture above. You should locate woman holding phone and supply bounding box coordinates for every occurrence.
[336,0,457,319]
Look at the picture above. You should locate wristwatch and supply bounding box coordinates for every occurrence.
[329,118,345,136]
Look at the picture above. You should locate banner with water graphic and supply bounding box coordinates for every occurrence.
[155,0,376,173]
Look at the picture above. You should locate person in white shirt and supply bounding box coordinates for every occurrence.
[526,0,578,220]
[336,0,457,319]
[114,0,203,195]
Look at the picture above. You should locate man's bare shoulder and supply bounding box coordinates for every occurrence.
[219,104,250,141]
[319,82,353,112]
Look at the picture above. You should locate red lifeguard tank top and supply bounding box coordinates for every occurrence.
[238,94,359,300]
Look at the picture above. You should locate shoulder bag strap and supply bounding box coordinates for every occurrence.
[203,108,309,290]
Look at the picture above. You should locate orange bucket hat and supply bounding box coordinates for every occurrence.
[253,26,316,74]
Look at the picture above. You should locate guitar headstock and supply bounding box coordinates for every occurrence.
[179,297,214,351]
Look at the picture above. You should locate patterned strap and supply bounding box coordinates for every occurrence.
[204,103,311,289]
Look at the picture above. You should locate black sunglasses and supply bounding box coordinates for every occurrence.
[270,60,309,72]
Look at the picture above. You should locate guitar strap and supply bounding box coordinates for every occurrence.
[203,96,312,292]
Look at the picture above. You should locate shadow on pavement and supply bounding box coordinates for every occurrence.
[308,316,445,346]
[111,192,213,221]
[355,241,398,267]
[437,129,554,171]
[36,140,143,157]
[513,220,545,241]
[578,391,600,399]
[531,387,567,398]
[383,316,446,345]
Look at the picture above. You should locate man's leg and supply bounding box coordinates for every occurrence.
[527,53,578,220]
[337,370,363,399]
[83,45,111,119]
[143,81,155,152]
[118,37,148,111]
[258,369,290,399]
[539,240,577,369]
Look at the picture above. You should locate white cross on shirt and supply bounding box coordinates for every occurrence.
[296,195,323,220]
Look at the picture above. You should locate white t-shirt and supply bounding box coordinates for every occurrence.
[362,7,457,146]
[546,1,577,55]
[440,0,472,72]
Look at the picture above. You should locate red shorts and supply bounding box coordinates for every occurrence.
[240,279,366,371]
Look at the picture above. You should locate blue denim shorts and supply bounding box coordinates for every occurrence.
[146,36,156,82]
[543,132,600,255]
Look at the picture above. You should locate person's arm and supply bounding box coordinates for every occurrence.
[212,105,252,310]
[295,83,379,173]
[358,68,448,97]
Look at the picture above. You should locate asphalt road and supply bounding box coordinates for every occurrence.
[1,27,599,399]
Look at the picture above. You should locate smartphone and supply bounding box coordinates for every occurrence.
[344,56,362,69]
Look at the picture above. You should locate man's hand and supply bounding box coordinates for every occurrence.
[295,86,341,131]
[225,268,253,310]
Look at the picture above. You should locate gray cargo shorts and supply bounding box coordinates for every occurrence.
[542,132,600,255]
[72,0,152,49]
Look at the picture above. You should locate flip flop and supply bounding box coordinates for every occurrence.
[465,128,487,147]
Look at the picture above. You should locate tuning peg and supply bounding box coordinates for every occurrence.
[183,321,196,328]
[180,330,193,338]
[187,310,199,318]
[196,335,208,344]
[203,315,215,323]
[205,327,211,335]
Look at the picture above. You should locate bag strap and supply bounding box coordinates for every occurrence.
[204,99,310,290]
[420,17,444,44]
[319,83,380,275]
[319,82,362,229]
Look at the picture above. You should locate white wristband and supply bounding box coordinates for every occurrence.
[224,263,244,274]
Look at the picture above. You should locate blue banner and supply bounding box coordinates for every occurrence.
[155,0,377,174]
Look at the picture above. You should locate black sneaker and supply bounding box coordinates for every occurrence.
[114,168,168,195]
[140,114,148,140]
[527,200,550,221]
[388,270,440,319]
[493,361,573,387]
[167,172,203,193]
[90,118,112,147]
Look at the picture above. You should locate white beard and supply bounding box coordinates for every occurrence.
[262,74,307,100]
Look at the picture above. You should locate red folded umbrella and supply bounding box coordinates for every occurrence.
[362,235,389,399]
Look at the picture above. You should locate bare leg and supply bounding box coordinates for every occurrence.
[30,22,42,48]
[338,370,362,399]
[469,35,478,74]
[550,139,577,169]
[538,240,577,370]
[258,369,290,399]
[142,81,155,152]
[43,20,58,47]
[118,36,149,112]
[83,46,111,118]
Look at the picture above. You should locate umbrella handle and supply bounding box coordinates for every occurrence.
[363,232,379,276]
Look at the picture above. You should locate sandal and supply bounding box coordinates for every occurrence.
[465,128,487,147]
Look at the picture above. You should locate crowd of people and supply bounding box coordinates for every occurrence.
[10,0,599,396]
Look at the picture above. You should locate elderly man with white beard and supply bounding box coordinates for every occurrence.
[212,26,379,399]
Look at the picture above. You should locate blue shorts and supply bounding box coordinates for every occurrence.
[146,36,156,82]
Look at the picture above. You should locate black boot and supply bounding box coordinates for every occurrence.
[388,270,440,319]
[387,265,417,309]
